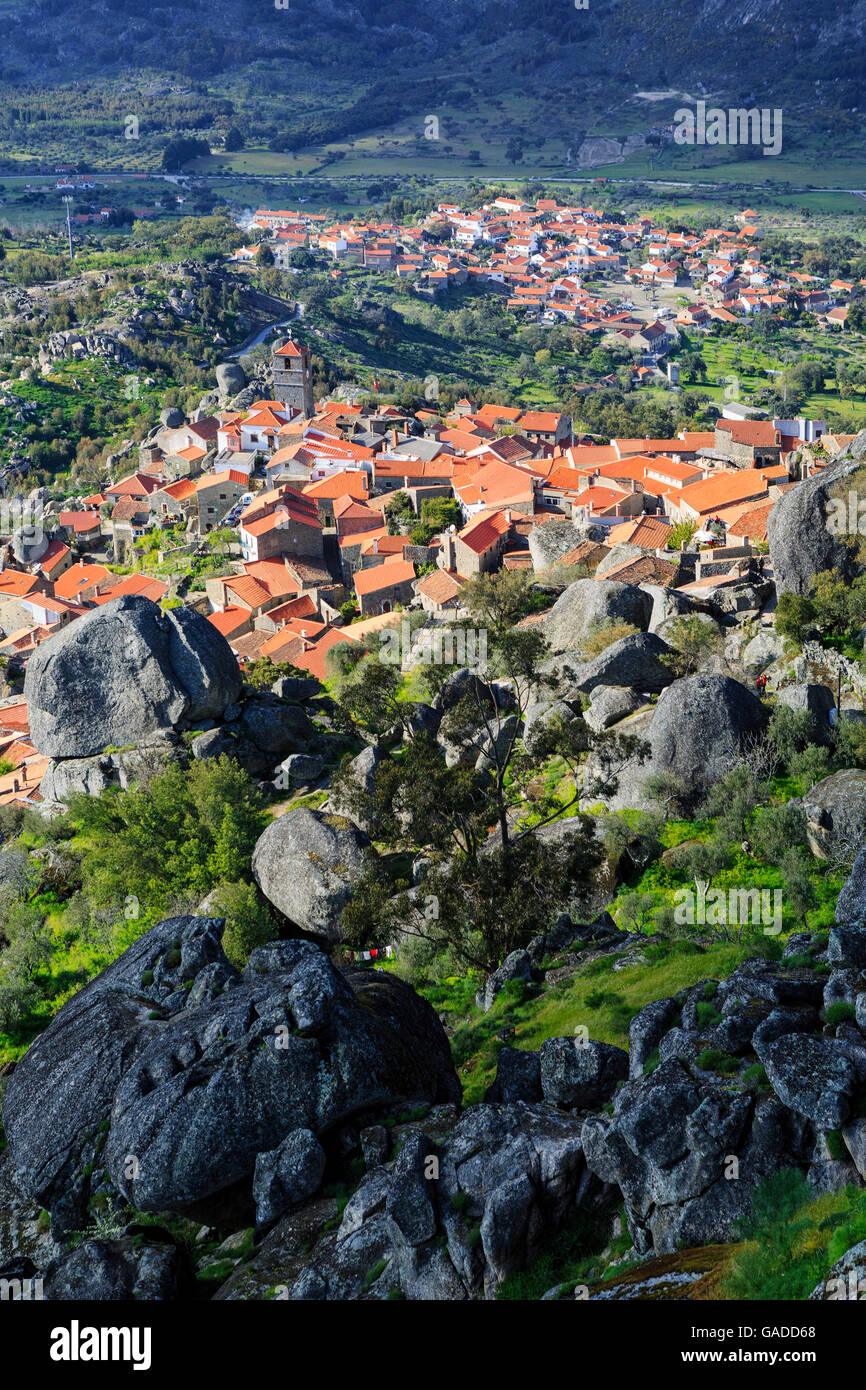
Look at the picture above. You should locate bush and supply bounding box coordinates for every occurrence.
[695,1000,722,1029]
[208,880,275,969]
[580,620,638,660]
[825,1000,857,1026]
[695,1048,739,1074]
[741,1063,769,1090]
[774,592,816,646]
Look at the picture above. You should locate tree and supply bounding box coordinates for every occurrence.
[209,880,274,968]
[461,568,545,636]
[243,656,306,691]
[774,592,817,646]
[780,849,817,930]
[752,803,807,867]
[616,889,661,935]
[162,136,210,171]
[334,616,648,973]
[643,769,694,818]
[667,519,698,551]
[661,614,724,676]
[68,756,266,921]
[704,765,769,844]
[420,497,460,530]
[768,705,818,772]
[224,127,244,152]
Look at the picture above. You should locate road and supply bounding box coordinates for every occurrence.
[2,170,866,196]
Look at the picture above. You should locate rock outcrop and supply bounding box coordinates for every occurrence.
[543,578,653,655]
[25,595,242,758]
[596,673,767,811]
[218,1103,598,1301]
[801,768,866,859]
[528,520,604,571]
[2,917,459,1235]
[768,431,866,594]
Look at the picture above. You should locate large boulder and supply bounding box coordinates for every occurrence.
[768,434,866,594]
[540,1038,628,1109]
[801,769,866,859]
[329,745,383,833]
[44,1238,190,1301]
[597,673,767,812]
[810,1238,866,1301]
[2,919,459,1231]
[253,1128,327,1227]
[543,579,652,655]
[775,682,836,739]
[742,627,786,672]
[641,584,710,634]
[225,1103,593,1301]
[215,362,246,399]
[562,631,675,695]
[475,948,534,1013]
[584,685,644,732]
[251,807,372,941]
[754,1033,866,1129]
[837,845,866,930]
[40,741,179,804]
[528,520,604,571]
[238,693,313,756]
[24,596,242,758]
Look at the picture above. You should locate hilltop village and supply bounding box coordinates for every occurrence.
[6,181,866,1310]
[0,282,843,812]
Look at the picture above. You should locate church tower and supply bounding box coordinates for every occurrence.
[272,338,314,417]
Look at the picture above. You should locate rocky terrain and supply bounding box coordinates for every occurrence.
[8,429,866,1303]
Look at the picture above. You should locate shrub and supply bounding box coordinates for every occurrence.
[643,1048,660,1076]
[580,620,638,660]
[695,1001,722,1029]
[208,880,275,969]
[825,1000,857,1026]
[741,1063,769,1090]
[695,1049,739,1074]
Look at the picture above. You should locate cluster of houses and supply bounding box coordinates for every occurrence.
[0,304,848,809]
[236,197,859,338]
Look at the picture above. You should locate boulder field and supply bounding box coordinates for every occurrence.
[6,883,866,1297]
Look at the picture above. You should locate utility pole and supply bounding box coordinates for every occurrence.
[62,196,73,261]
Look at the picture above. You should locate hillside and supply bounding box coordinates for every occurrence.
[1,0,866,177]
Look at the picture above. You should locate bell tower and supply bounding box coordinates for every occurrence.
[272,338,314,417]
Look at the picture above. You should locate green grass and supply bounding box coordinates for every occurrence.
[724,1171,866,1301]
[448,938,753,1104]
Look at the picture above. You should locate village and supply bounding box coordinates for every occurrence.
[238,193,854,330]
[0,320,844,814]
[0,194,858,808]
